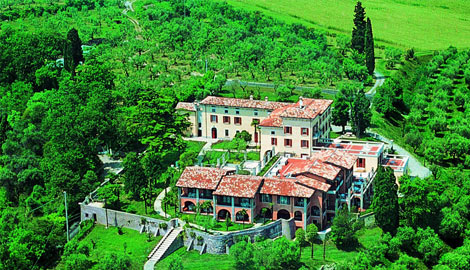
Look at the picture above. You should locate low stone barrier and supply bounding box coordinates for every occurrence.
[80,202,296,255]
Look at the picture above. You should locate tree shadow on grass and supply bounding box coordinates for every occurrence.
[336,239,364,252]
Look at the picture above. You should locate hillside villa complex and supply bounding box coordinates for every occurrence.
[176,96,409,230]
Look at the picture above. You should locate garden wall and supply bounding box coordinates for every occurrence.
[79,202,173,235]
[80,202,296,255]
[184,218,296,254]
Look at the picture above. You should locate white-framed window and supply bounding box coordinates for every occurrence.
[235,108,240,115]
[224,107,228,114]
[211,107,216,113]
[254,109,258,116]
[271,131,276,135]
[225,129,229,137]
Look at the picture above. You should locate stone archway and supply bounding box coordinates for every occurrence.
[294,211,303,221]
[260,207,272,219]
[235,211,249,222]
[277,209,290,220]
[217,209,231,221]
[184,201,196,212]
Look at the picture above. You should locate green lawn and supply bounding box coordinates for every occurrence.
[181,213,254,232]
[80,225,162,270]
[156,227,382,269]
[219,0,470,51]
[186,140,206,154]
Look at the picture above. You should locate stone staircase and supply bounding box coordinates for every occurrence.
[143,227,182,270]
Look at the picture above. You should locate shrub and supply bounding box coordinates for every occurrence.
[197,235,204,245]
[125,204,137,214]
[159,223,168,230]
[190,232,196,238]
[238,170,251,175]
[117,226,123,235]
[405,48,415,61]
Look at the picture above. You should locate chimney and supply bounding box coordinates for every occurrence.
[299,96,304,109]
[265,96,268,101]
[249,95,253,100]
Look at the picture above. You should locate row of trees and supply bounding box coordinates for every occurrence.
[351,1,375,75]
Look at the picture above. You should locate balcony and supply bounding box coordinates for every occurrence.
[181,192,196,198]
[234,198,251,208]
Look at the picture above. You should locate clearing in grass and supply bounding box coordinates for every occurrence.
[221,0,470,51]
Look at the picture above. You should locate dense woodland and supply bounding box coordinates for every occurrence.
[0,0,469,269]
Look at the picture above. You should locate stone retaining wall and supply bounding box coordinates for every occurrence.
[80,202,296,255]
[184,218,296,254]
[79,202,173,235]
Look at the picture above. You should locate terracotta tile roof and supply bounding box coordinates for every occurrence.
[279,98,332,118]
[313,150,357,169]
[200,96,288,110]
[260,178,315,198]
[295,175,331,192]
[260,98,332,127]
[176,166,230,190]
[213,175,263,198]
[175,102,196,111]
[280,158,341,181]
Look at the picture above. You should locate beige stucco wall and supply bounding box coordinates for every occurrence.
[259,107,332,160]
[353,155,380,174]
[200,104,271,141]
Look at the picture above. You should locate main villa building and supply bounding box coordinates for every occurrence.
[176,95,332,160]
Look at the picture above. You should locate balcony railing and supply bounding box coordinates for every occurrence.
[294,201,305,208]
[181,193,196,198]
[235,202,251,208]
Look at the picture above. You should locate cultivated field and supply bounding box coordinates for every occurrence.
[221,0,470,51]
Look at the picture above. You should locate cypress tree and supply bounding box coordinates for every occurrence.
[351,88,371,138]
[351,1,366,53]
[64,28,84,74]
[365,17,375,75]
[371,166,399,235]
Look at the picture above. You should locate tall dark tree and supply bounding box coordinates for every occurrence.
[372,166,399,235]
[64,28,84,74]
[351,89,371,137]
[365,17,375,75]
[351,1,366,53]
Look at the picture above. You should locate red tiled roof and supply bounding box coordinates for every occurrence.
[279,98,332,118]
[176,166,230,190]
[295,175,331,192]
[175,102,196,111]
[260,178,315,198]
[313,150,357,169]
[259,98,332,127]
[213,175,263,198]
[200,96,288,110]
[280,158,341,181]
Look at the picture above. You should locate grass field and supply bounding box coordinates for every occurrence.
[156,227,383,269]
[80,225,161,270]
[220,0,470,51]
